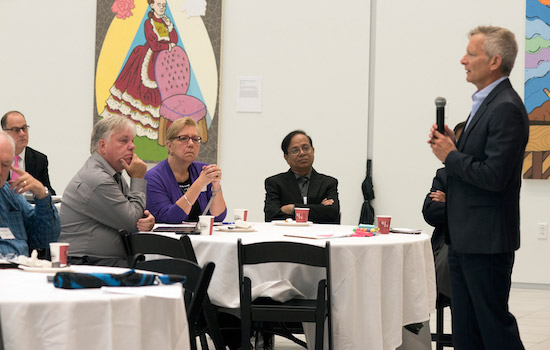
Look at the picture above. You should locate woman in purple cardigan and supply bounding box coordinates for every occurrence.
[145,118,227,223]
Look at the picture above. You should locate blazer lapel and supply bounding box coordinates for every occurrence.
[457,79,511,150]
[307,169,322,199]
[285,170,303,203]
[24,147,36,175]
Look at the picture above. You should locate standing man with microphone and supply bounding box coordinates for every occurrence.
[428,26,527,349]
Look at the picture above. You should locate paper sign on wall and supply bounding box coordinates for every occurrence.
[237,76,262,113]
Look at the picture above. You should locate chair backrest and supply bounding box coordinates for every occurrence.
[237,239,332,297]
[120,231,187,268]
[180,234,199,263]
[136,258,215,328]
[155,46,191,100]
[238,240,330,267]
[178,234,227,350]
[237,239,333,350]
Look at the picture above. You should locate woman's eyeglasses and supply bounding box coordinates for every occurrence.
[170,135,201,144]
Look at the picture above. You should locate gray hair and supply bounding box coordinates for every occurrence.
[90,116,135,153]
[469,26,518,76]
[0,130,15,156]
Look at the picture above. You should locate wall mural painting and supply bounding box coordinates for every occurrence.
[94,0,222,164]
[525,0,550,179]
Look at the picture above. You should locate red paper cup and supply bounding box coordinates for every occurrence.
[199,215,215,235]
[295,208,310,223]
[50,242,69,266]
[234,209,248,221]
[377,215,392,234]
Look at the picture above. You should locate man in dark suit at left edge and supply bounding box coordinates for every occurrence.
[2,111,56,195]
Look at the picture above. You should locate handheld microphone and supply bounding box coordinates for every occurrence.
[435,97,446,135]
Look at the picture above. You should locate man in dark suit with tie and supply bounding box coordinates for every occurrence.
[429,26,527,349]
[1,111,56,195]
[264,130,340,224]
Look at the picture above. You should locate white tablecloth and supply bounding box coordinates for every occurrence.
[0,265,190,350]
[155,222,436,350]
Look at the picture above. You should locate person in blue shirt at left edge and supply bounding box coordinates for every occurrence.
[0,130,60,257]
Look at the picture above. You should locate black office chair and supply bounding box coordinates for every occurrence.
[180,235,243,350]
[120,231,225,350]
[431,294,453,349]
[136,258,215,350]
[120,232,188,268]
[237,239,333,350]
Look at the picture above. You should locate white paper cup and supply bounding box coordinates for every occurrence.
[198,215,215,235]
[50,242,69,266]
[234,209,248,222]
[295,208,310,223]
[377,215,392,234]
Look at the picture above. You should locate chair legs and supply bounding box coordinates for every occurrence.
[431,295,453,349]
[202,298,226,350]
[0,318,4,350]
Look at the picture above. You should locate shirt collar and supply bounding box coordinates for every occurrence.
[472,76,508,104]
[92,151,118,177]
[293,171,312,181]
[13,147,26,164]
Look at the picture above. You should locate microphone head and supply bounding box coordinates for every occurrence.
[435,97,446,107]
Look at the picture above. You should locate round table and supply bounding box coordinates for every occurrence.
[0,265,190,350]
[154,222,436,350]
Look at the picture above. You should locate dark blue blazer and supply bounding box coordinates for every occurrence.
[422,168,451,298]
[444,79,529,254]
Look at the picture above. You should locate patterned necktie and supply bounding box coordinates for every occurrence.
[297,176,309,198]
[113,173,124,193]
[12,155,21,180]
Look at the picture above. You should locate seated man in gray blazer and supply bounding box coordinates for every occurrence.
[264,130,340,224]
[59,116,155,267]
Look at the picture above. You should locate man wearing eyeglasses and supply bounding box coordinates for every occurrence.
[59,116,155,267]
[1,111,56,195]
[264,130,340,224]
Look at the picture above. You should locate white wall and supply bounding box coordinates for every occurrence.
[1,0,548,285]
[371,0,550,285]
[218,0,370,224]
[0,1,96,193]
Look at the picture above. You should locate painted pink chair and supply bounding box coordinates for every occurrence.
[155,46,207,145]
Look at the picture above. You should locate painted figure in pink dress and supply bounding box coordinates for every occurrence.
[101,0,177,144]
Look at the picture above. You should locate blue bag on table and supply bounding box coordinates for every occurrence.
[53,269,186,289]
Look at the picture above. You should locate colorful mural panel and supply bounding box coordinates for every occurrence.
[94,0,222,163]
[525,0,550,179]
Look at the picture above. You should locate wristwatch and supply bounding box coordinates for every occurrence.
[35,186,49,198]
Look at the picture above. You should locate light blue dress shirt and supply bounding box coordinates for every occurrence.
[465,76,508,131]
